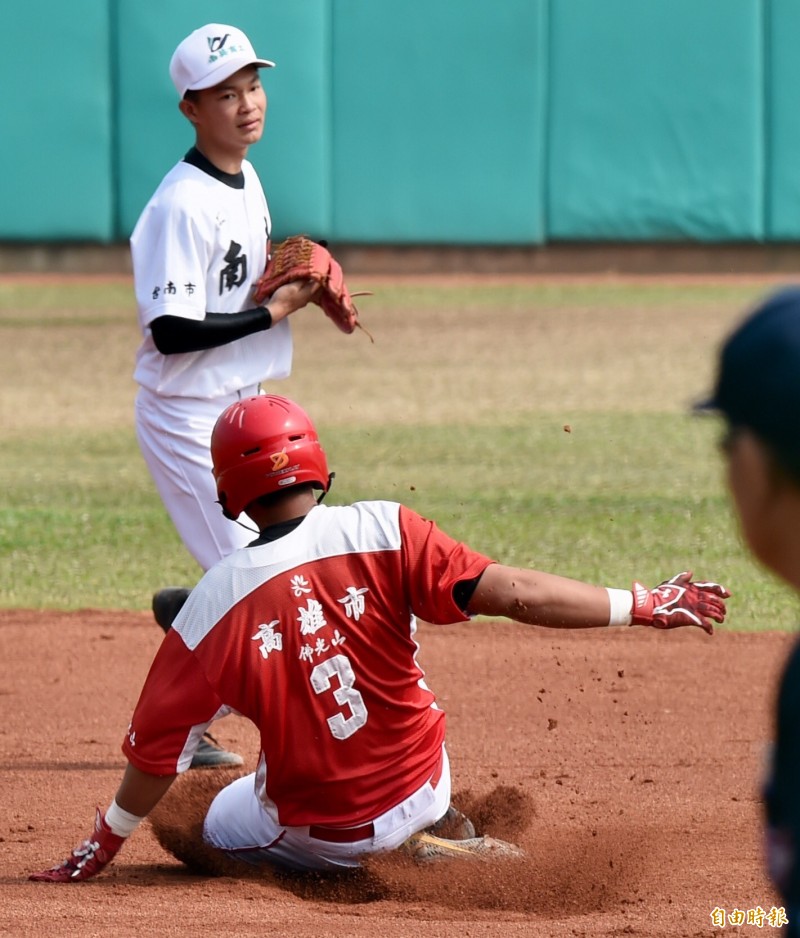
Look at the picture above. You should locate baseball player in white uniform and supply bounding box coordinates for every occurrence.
[30,395,730,883]
[131,25,319,765]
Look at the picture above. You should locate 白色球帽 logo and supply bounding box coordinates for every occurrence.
[207,34,231,54]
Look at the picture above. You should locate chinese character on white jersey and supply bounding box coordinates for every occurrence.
[298,598,327,635]
[252,620,283,659]
[290,574,312,597]
[338,586,369,621]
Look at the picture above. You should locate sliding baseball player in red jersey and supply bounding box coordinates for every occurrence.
[30,396,729,880]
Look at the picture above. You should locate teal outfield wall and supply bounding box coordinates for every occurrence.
[2,1,797,245]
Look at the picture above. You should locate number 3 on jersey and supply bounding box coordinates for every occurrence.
[310,654,368,740]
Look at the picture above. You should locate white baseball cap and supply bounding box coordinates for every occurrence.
[169,24,275,98]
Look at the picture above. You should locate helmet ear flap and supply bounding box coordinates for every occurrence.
[217,491,236,521]
[316,472,335,503]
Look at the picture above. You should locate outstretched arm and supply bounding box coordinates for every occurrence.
[467,565,729,634]
[29,763,177,883]
[467,566,611,628]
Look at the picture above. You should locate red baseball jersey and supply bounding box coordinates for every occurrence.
[123,501,494,827]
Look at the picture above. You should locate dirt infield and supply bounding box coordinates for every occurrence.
[1,609,794,937]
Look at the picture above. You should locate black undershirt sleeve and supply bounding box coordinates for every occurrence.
[150,307,272,354]
[453,572,484,614]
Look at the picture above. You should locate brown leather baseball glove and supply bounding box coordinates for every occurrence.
[253,235,372,340]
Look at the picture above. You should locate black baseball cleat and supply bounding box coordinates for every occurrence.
[152,587,192,633]
[191,732,244,769]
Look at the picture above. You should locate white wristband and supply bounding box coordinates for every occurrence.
[104,799,144,838]
[605,588,633,627]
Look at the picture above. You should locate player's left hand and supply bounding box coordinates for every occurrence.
[631,571,730,634]
[29,809,126,882]
[273,277,321,306]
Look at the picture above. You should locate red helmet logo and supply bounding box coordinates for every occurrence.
[270,450,290,471]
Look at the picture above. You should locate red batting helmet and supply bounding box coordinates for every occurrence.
[211,395,330,520]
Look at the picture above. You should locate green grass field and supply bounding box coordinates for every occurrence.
[1,276,796,631]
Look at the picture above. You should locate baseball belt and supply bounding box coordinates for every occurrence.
[308,750,445,844]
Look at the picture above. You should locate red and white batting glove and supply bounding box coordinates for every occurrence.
[29,808,127,882]
[631,571,730,635]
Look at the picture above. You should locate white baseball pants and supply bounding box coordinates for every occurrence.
[202,746,452,871]
[135,386,260,572]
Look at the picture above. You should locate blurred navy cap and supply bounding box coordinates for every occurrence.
[695,286,800,450]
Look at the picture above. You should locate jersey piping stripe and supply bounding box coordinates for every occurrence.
[173,501,403,652]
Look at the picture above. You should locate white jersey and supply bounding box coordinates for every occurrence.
[131,151,292,399]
